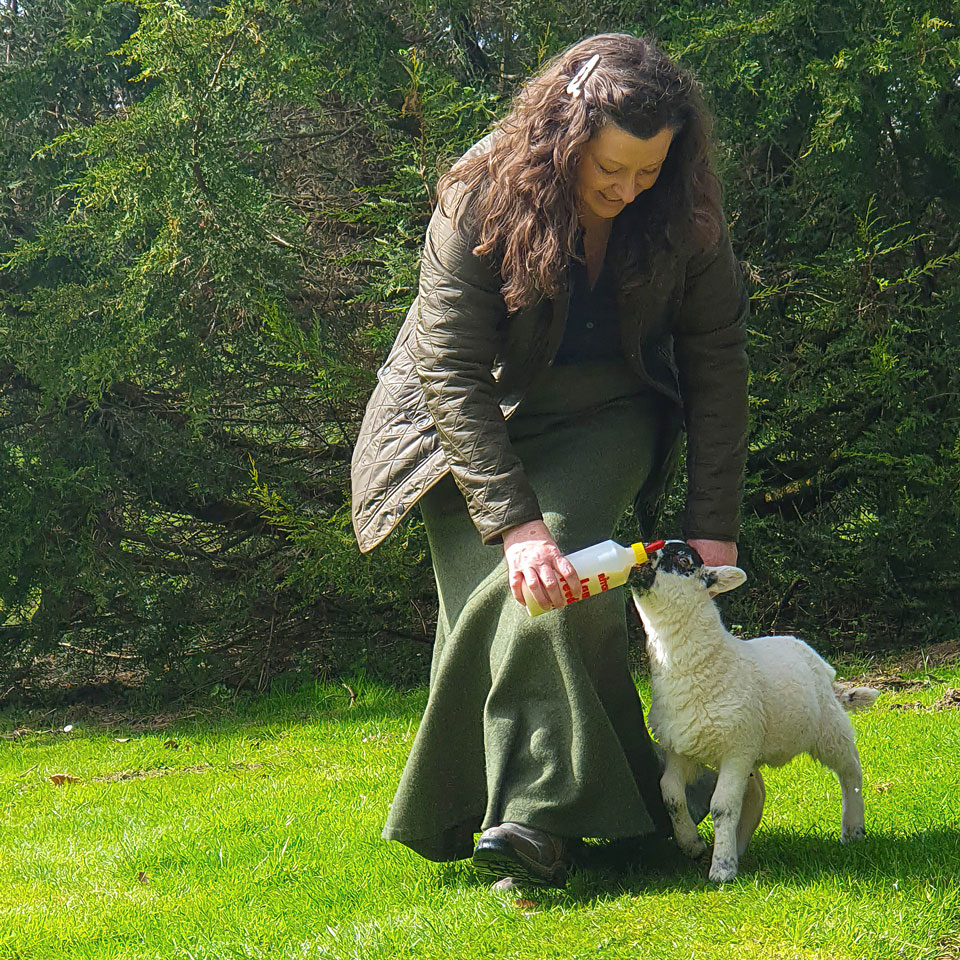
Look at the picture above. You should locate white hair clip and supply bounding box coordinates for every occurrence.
[565,53,600,98]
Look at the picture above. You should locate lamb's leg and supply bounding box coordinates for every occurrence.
[813,721,866,841]
[708,757,755,883]
[660,750,707,859]
[736,767,765,857]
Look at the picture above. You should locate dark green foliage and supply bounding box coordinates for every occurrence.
[1,0,434,695]
[1,0,957,699]
[669,1,960,645]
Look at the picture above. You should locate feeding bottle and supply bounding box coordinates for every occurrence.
[521,539,665,617]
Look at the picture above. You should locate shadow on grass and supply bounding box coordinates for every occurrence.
[1,678,429,741]
[438,826,960,904]
[745,825,960,884]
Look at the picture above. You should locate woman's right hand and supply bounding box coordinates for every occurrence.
[502,519,582,611]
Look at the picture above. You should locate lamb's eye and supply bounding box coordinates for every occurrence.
[677,555,692,571]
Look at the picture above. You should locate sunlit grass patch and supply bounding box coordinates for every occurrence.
[0,669,957,960]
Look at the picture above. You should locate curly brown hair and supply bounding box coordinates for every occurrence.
[436,33,723,312]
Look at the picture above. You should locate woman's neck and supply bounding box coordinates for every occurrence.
[579,213,613,290]
[579,209,613,238]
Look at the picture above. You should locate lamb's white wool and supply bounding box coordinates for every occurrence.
[630,546,879,884]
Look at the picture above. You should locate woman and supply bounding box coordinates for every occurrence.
[351,33,754,886]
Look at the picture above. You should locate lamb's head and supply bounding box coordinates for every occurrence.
[629,540,747,614]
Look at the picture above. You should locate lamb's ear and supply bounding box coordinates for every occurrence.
[702,565,747,597]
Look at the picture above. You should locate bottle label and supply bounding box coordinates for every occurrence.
[561,574,610,606]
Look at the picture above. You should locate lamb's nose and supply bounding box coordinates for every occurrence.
[631,562,656,589]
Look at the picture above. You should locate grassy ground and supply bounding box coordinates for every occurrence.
[1,660,958,960]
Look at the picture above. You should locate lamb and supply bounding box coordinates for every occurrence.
[629,541,880,883]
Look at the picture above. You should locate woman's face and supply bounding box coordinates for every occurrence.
[575,124,675,222]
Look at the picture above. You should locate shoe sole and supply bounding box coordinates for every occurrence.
[472,836,567,888]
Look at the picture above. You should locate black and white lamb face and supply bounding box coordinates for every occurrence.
[630,540,746,602]
[654,540,704,575]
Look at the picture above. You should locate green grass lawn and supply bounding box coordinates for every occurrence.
[1,664,958,960]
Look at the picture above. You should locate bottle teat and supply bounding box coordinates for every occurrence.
[631,540,665,565]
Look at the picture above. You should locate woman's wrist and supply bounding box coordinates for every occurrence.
[686,538,737,567]
[502,519,550,549]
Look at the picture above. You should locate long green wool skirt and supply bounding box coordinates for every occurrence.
[382,360,673,862]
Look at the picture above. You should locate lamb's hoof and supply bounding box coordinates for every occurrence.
[841,824,865,843]
[678,837,708,860]
[708,856,738,884]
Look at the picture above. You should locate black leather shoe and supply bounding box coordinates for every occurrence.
[472,822,568,887]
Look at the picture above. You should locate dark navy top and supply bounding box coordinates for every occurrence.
[552,232,622,365]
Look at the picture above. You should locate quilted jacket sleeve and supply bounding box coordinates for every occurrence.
[672,223,750,542]
[414,181,543,545]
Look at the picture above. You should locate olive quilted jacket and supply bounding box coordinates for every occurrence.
[350,134,749,554]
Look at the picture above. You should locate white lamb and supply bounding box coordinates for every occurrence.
[629,541,880,883]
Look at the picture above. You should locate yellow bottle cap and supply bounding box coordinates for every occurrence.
[631,542,648,565]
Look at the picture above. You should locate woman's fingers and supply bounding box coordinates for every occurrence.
[503,529,583,611]
[518,559,580,611]
[555,556,582,601]
[523,568,552,611]
[538,563,566,610]
[509,568,526,605]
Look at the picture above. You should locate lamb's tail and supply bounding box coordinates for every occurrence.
[834,685,881,713]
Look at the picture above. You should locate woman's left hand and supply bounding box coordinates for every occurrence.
[687,539,737,567]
